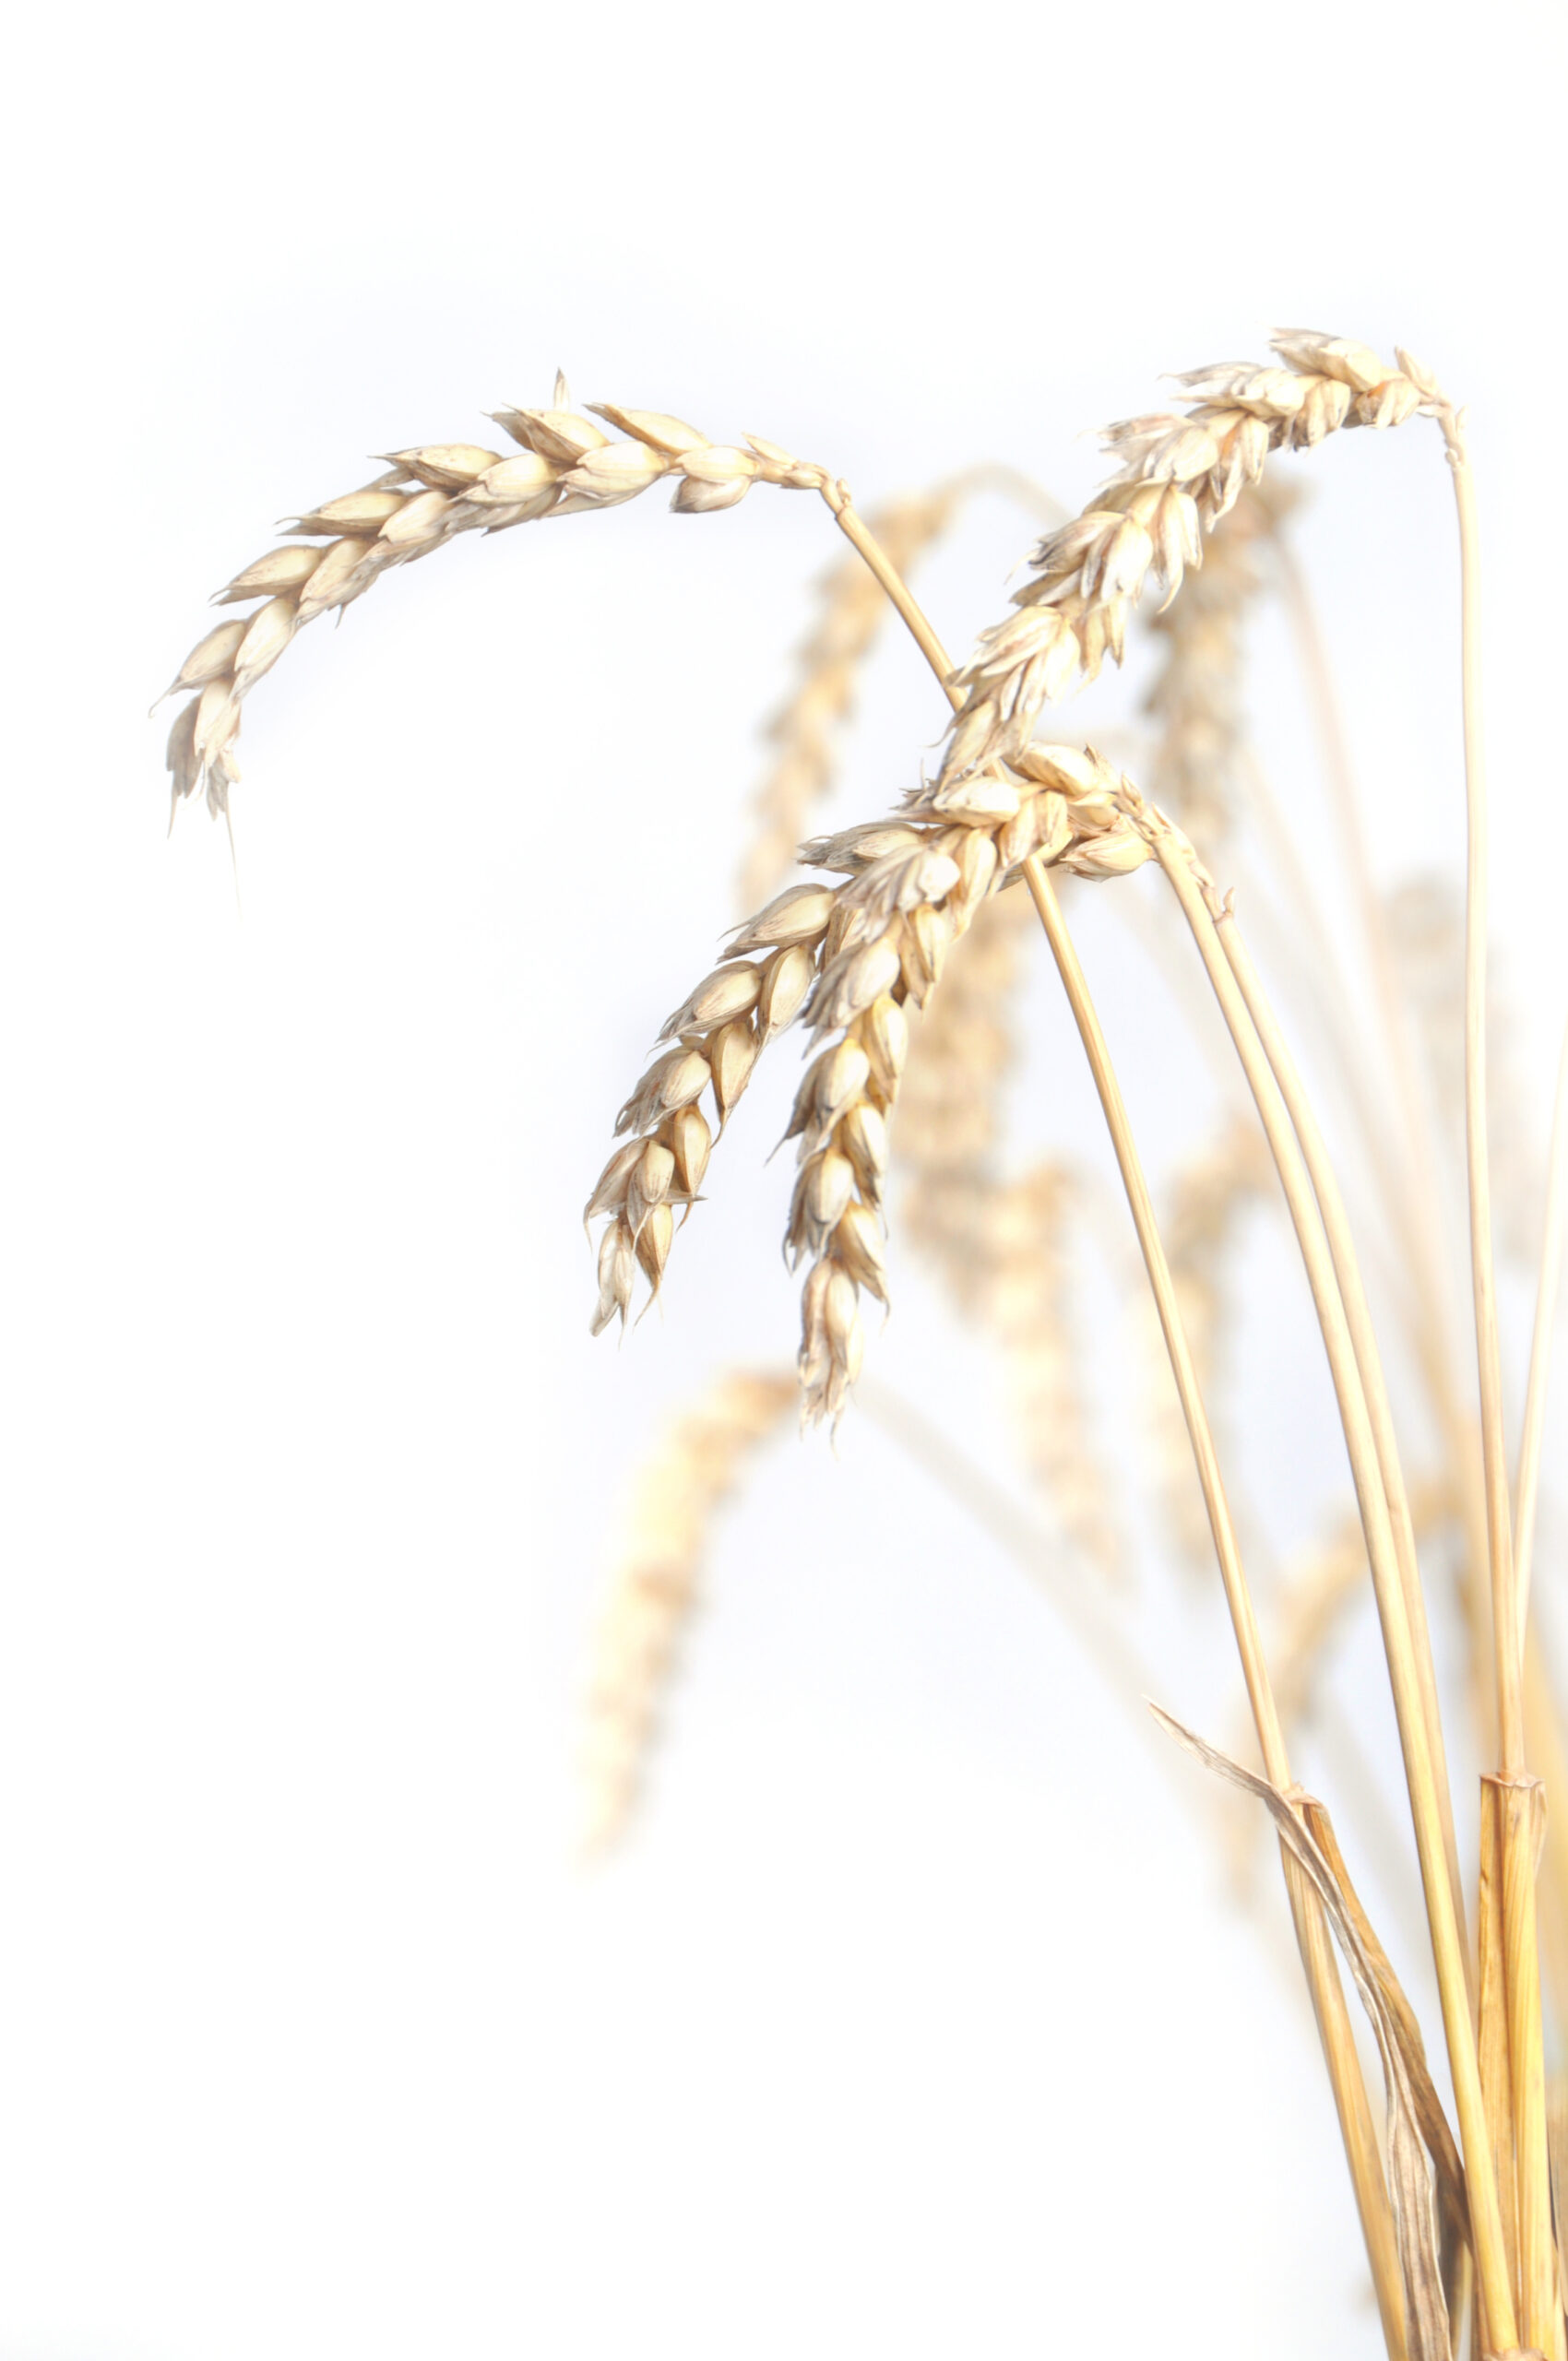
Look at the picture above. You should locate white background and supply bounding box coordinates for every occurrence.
[3,2,1566,2355]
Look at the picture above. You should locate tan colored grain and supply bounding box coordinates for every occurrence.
[159,378,847,825]
[938,332,1430,789]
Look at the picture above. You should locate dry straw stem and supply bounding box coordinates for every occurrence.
[1477,1773,1562,2359]
[579,1368,797,1857]
[1432,391,1524,1786]
[797,484,1409,2339]
[1273,537,1467,1393]
[1209,907,1463,1932]
[1142,815,1516,2352]
[1019,853,1403,2356]
[608,457,1404,2323]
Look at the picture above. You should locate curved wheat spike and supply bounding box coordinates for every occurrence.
[738,468,1061,911]
[579,1367,798,1857]
[1138,1116,1275,1572]
[1141,476,1296,849]
[588,742,1158,1422]
[935,332,1432,789]
[156,379,850,826]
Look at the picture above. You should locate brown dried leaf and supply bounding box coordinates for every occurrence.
[1151,1703,1455,2361]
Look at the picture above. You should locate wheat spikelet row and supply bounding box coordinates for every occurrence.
[937,332,1435,788]
[586,742,1158,1425]
[155,376,849,825]
[579,1368,797,1856]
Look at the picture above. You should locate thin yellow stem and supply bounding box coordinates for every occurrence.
[826,490,960,698]
[813,494,1407,2356]
[1215,908,1468,1980]
[1152,836,1518,2357]
[1440,409,1523,1779]
[1022,856,1406,2361]
[1273,534,1466,1401]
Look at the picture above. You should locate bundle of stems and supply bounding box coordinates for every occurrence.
[161,329,1568,2358]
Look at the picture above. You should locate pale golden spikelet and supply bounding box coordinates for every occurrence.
[937,332,1431,788]
[1142,1117,1275,1571]
[579,1368,798,1857]
[589,742,1155,1422]
[158,391,843,825]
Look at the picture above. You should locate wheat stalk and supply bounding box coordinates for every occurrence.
[587,740,1153,1423]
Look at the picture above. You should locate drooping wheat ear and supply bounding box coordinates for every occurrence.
[937,331,1433,789]
[588,742,1156,1423]
[1139,1116,1274,1571]
[155,374,844,825]
[1142,477,1293,848]
[579,1367,798,1857]
[738,469,1060,910]
[894,891,1123,1574]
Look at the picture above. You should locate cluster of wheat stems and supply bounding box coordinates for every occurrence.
[162,330,1568,2358]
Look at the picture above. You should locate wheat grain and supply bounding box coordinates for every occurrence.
[156,375,850,826]
[579,1367,798,1857]
[588,742,1155,1424]
[937,332,1431,791]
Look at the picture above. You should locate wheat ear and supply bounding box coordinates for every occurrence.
[935,331,1431,788]
[588,739,1157,1423]
[157,375,857,825]
[579,1368,797,1857]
